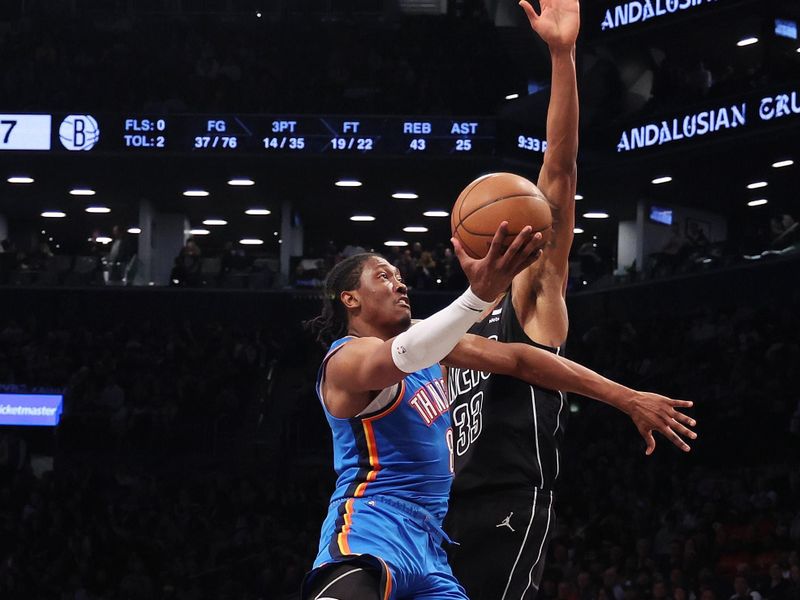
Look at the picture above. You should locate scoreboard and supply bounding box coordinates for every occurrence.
[0,113,521,157]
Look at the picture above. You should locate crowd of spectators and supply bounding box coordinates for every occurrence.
[294,239,468,290]
[0,316,292,451]
[545,292,800,600]
[1,209,797,290]
[1,259,798,599]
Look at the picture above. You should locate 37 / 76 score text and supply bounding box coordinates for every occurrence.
[194,119,238,149]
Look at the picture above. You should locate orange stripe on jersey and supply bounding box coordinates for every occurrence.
[366,380,405,422]
[337,498,355,555]
[354,380,406,497]
[377,557,393,600]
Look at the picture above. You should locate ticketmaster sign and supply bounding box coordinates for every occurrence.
[0,393,63,426]
[601,0,718,31]
[617,89,800,152]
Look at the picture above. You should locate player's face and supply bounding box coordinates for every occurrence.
[357,257,411,331]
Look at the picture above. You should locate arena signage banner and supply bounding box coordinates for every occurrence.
[617,89,800,152]
[0,394,63,427]
[601,0,719,32]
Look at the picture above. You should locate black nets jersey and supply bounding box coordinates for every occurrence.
[448,292,567,496]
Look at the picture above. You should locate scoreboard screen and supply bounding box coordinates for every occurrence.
[0,113,498,157]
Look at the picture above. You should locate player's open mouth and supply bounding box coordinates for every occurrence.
[397,297,410,308]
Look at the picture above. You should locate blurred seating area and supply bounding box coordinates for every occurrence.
[1,258,798,599]
[0,5,510,116]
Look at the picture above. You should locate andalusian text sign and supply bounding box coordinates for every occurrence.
[617,90,800,152]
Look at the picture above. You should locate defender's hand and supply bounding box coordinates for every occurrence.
[452,221,544,303]
[626,392,697,455]
[519,0,581,51]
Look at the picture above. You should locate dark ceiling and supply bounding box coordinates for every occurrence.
[0,0,798,256]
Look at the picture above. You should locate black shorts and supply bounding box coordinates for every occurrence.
[444,488,555,600]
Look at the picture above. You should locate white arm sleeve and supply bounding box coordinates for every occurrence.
[390,287,492,373]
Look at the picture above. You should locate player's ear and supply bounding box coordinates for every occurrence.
[340,290,360,309]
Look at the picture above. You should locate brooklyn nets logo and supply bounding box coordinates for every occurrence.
[59,115,100,151]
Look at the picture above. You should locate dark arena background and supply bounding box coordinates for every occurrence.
[1,1,799,599]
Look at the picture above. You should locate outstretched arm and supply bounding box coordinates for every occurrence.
[444,334,696,454]
[516,0,580,310]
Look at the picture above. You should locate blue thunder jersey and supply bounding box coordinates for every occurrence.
[316,336,454,523]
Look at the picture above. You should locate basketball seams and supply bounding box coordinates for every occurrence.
[452,174,499,258]
[450,173,550,259]
[454,193,547,233]
[455,194,551,236]
[456,174,496,224]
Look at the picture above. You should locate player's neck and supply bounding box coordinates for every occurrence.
[348,317,407,341]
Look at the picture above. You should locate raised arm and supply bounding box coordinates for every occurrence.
[509,0,580,343]
[526,0,579,287]
[444,334,697,454]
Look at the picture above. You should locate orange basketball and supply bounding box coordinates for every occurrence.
[450,172,553,259]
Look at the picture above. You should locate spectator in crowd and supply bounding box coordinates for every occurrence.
[106,225,137,285]
[770,215,798,251]
[731,576,763,600]
[170,238,202,287]
[650,222,689,277]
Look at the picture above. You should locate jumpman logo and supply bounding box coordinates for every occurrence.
[496,512,515,532]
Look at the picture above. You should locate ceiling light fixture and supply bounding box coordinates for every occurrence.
[8,176,34,184]
[737,37,759,47]
[86,206,111,214]
[202,219,227,226]
[392,192,419,199]
[70,188,95,196]
[189,229,210,235]
[41,211,66,218]
[384,241,408,247]
[747,181,768,189]
[583,212,609,219]
[335,179,362,187]
[574,194,584,200]
[228,178,255,186]
[423,210,449,218]
[771,160,793,168]
[747,199,768,207]
[183,189,209,197]
[403,226,429,233]
[240,238,264,245]
[245,208,271,215]
[651,176,673,185]
[350,215,376,222]
[127,227,141,234]
[505,93,520,100]
[573,227,585,234]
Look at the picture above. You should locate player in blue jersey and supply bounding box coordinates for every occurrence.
[302,224,696,600]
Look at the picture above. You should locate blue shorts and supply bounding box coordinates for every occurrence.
[304,495,467,600]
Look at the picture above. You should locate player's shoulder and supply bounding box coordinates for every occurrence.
[327,335,383,360]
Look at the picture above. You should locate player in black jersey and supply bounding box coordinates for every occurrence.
[445,2,695,599]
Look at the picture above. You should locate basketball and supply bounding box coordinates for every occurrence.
[450,172,553,259]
